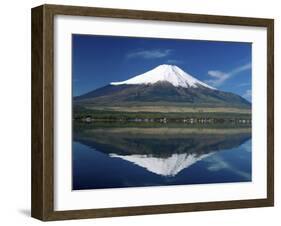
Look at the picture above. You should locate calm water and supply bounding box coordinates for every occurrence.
[72,125,252,190]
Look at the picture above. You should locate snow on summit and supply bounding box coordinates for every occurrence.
[109,152,213,177]
[111,64,216,90]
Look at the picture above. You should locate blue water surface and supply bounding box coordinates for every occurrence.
[72,128,252,190]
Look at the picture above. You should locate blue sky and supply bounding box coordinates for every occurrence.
[72,34,252,101]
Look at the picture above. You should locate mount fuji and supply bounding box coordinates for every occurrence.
[74,128,251,177]
[74,64,250,108]
[110,64,215,89]
[109,152,212,177]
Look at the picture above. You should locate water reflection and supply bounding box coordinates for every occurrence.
[73,125,251,189]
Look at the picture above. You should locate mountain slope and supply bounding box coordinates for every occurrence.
[74,64,251,108]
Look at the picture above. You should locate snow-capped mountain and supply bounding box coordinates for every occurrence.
[74,64,251,108]
[110,152,212,177]
[111,64,216,90]
[74,128,251,177]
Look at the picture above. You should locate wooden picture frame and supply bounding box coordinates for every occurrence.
[31,4,274,221]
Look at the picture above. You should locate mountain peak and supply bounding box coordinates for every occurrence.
[110,152,212,177]
[110,64,216,90]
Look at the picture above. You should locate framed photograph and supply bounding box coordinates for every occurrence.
[31,4,274,221]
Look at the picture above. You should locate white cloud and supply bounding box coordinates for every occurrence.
[242,89,252,100]
[206,70,229,86]
[207,157,229,171]
[231,62,252,74]
[205,62,251,87]
[206,155,251,179]
[126,49,172,59]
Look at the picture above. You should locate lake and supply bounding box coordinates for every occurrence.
[72,124,252,190]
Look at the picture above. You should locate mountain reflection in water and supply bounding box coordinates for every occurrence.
[73,126,252,190]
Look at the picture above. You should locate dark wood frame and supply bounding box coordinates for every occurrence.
[31,4,274,221]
